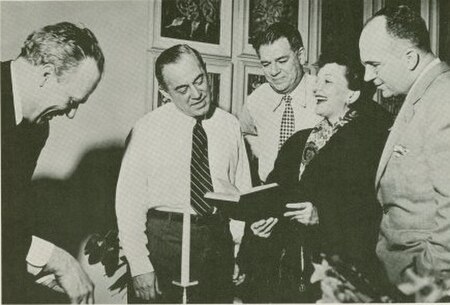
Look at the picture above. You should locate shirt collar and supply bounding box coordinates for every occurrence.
[10,61,24,125]
[272,74,310,112]
[168,102,213,127]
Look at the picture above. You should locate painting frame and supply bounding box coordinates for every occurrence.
[150,0,232,57]
[232,59,267,115]
[235,0,312,59]
[151,55,233,113]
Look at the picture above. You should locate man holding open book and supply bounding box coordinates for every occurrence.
[115,44,251,303]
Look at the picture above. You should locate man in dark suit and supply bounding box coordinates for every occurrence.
[1,22,104,303]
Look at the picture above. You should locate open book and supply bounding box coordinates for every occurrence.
[204,179,284,221]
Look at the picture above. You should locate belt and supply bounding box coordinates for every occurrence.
[148,209,224,225]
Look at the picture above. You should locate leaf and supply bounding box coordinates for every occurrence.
[311,260,330,283]
[103,247,120,277]
[165,17,185,28]
[84,234,102,255]
[109,271,129,293]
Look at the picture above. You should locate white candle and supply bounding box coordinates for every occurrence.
[180,211,191,285]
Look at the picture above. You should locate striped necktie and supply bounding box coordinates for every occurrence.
[278,94,295,150]
[190,120,214,216]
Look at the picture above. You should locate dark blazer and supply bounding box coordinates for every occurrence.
[267,99,392,277]
[238,99,392,303]
[1,61,49,302]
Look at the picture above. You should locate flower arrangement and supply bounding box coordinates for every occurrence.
[311,254,450,303]
[84,229,128,293]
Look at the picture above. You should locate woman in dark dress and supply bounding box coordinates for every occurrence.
[239,51,392,303]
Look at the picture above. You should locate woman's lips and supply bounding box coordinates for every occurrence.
[315,95,327,104]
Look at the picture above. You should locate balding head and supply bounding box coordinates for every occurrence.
[359,6,434,97]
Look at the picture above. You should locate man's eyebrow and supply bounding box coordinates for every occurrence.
[72,96,84,104]
[275,55,289,61]
[174,73,204,91]
[174,84,188,91]
[362,60,380,65]
[260,55,289,64]
[193,73,204,82]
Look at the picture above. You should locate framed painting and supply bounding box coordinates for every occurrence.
[150,0,232,57]
[152,57,232,113]
[232,60,267,114]
[235,0,311,58]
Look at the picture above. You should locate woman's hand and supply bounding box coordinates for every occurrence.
[250,217,278,238]
[284,202,319,225]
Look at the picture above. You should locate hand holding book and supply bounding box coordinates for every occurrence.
[204,179,283,221]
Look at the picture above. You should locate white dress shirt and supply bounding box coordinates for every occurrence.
[238,73,322,182]
[10,61,55,274]
[116,103,252,277]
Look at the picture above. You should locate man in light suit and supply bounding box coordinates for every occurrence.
[2,22,104,303]
[360,5,450,284]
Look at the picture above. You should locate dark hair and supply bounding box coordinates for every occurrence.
[155,44,207,90]
[20,22,104,77]
[252,22,304,56]
[372,5,431,52]
[317,50,376,101]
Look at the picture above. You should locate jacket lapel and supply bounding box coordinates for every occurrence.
[1,61,16,132]
[375,61,450,188]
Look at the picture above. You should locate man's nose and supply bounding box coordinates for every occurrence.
[364,67,376,82]
[66,106,78,119]
[190,84,201,99]
[270,63,280,76]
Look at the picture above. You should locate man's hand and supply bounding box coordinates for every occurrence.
[132,271,161,301]
[233,263,246,286]
[44,246,94,304]
[35,274,65,293]
[284,202,319,225]
[250,217,278,238]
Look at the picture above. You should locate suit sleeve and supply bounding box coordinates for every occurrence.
[417,96,450,275]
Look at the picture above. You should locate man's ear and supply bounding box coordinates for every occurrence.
[296,47,306,65]
[348,90,360,105]
[159,86,171,101]
[405,49,419,71]
[39,64,57,87]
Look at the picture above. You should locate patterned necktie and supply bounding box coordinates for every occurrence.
[278,94,295,150]
[190,120,215,216]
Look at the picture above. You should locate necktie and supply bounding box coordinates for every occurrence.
[190,120,215,216]
[278,95,295,150]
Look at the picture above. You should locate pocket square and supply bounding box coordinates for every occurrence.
[393,144,409,157]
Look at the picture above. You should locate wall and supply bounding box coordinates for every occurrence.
[1,0,150,180]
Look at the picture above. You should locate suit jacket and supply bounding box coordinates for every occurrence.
[1,61,49,301]
[376,61,450,284]
[266,99,392,277]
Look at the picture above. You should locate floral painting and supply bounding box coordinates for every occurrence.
[161,0,221,44]
[248,0,298,45]
[247,73,267,95]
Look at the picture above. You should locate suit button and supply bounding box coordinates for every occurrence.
[383,206,389,214]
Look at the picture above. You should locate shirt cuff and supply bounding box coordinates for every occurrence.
[128,256,154,277]
[26,236,55,275]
